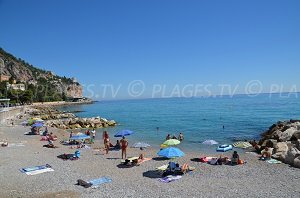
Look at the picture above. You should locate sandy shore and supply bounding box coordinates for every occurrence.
[0,117,300,198]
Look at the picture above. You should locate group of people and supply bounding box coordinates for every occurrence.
[102,131,128,159]
[85,129,96,143]
[165,132,184,141]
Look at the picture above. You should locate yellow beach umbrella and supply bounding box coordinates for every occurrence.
[162,139,181,147]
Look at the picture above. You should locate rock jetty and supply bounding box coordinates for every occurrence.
[28,106,116,130]
[258,119,300,168]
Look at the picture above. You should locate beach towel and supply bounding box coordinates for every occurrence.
[20,164,54,175]
[156,164,168,171]
[121,157,139,163]
[77,177,112,188]
[267,159,282,164]
[232,141,252,149]
[25,168,54,175]
[158,175,182,183]
[89,177,112,188]
[7,143,25,147]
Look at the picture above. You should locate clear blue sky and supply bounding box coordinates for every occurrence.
[0,0,299,99]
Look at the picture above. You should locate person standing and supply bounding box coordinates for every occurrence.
[178,132,184,141]
[120,136,128,159]
[166,134,171,140]
[102,131,109,154]
[91,128,96,144]
[104,136,110,154]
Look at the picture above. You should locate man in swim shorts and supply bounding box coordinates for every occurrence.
[120,136,128,159]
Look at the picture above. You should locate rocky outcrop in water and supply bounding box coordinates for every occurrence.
[258,120,300,168]
[28,106,116,130]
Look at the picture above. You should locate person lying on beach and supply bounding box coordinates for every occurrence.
[217,155,229,165]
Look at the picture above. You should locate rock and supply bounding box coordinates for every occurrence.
[108,120,116,126]
[294,156,300,168]
[278,127,297,142]
[291,131,300,141]
[285,147,300,165]
[69,119,77,125]
[296,140,300,150]
[266,139,277,148]
[77,118,85,126]
[74,124,82,129]
[275,142,289,153]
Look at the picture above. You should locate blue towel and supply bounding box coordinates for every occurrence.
[89,177,112,187]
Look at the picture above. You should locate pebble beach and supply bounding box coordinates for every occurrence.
[1,112,300,198]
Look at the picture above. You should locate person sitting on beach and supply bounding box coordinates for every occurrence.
[47,132,57,141]
[260,147,271,160]
[251,140,261,153]
[178,132,184,141]
[47,138,55,148]
[138,153,144,161]
[231,151,239,165]
[166,134,171,140]
[114,140,121,150]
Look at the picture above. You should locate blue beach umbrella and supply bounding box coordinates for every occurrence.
[114,130,134,137]
[70,134,90,140]
[157,147,185,159]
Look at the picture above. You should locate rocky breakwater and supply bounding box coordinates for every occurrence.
[29,106,116,130]
[258,119,300,168]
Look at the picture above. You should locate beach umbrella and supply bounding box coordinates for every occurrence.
[162,139,180,146]
[114,130,134,137]
[70,134,90,140]
[157,147,185,159]
[131,142,150,149]
[232,141,252,149]
[31,122,44,128]
[202,140,219,145]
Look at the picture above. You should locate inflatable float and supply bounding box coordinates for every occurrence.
[216,144,233,152]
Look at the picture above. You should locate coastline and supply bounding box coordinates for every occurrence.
[0,114,300,197]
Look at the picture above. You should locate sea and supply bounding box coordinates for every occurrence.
[57,93,300,153]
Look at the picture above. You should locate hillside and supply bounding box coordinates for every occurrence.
[0,47,82,103]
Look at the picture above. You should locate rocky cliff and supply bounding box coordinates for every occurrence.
[0,47,82,98]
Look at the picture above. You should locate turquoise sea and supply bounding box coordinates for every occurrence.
[58,94,300,152]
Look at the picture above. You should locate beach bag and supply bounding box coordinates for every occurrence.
[77,179,92,188]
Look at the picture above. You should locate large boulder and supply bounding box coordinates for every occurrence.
[291,131,300,141]
[285,147,300,166]
[108,120,116,126]
[294,156,300,168]
[272,142,286,161]
[278,127,297,142]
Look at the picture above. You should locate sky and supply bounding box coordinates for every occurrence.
[0,0,299,99]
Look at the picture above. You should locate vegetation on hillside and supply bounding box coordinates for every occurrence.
[0,47,78,104]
